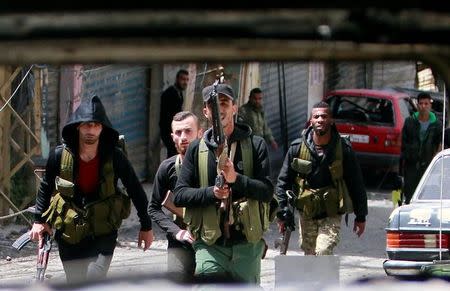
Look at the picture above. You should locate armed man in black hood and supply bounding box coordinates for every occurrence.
[173,83,274,284]
[30,96,153,283]
[276,101,367,256]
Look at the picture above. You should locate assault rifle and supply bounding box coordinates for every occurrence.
[274,190,297,255]
[13,231,53,281]
[207,73,233,239]
[161,190,183,218]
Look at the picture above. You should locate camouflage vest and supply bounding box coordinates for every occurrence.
[294,137,353,219]
[183,137,271,245]
[42,145,131,244]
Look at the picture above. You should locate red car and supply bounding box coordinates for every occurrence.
[324,89,416,174]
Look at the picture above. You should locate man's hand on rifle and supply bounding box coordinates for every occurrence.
[30,223,52,248]
[175,229,194,244]
[213,183,230,199]
[220,158,237,184]
[276,207,295,233]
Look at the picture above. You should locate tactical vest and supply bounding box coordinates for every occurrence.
[293,137,353,219]
[183,137,271,245]
[42,146,131,244]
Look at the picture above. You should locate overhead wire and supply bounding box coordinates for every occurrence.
[0,65,34,113]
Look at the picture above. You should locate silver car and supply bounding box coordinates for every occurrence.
[384,148,450,276]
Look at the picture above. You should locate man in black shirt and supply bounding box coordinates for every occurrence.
[159,69,189,158]
[149,111,202,280]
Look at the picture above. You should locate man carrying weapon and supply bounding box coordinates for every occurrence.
[13,212,53,282]
[274,190,296,255]
[173,80,274,284]
[276,101,367,256]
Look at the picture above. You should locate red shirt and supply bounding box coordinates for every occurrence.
[77,155,100,195]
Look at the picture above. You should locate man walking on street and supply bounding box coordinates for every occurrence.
[173,83,274,284]
[238,88,278,150]
[276,101,367,255]
[30,96,153,283]
[149,111,202,281]
[402,92,442,204]
[159,69,190,158]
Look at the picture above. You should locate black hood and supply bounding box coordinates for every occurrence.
[203,122,252,149]
[61,96,119,149]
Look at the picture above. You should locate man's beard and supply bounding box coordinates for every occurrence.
[176,144,187,155]
[250,100,262,110]
[313,124,328,136]
[81,135,99,145]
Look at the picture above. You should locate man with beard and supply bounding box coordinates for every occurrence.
[149,111,202,281]
[159,69,190,158]
[30,96,153,283]
[276,101,367,255]
[238,88,278,150]
[173,84,274,284]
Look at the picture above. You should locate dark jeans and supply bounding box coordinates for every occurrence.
[57,232,117,284]
[403,163,427,204]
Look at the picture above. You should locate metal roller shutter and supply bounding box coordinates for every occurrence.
[82,65,150,180]
[260,62,309,149]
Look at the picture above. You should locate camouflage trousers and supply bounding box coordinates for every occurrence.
[298,214,341,255]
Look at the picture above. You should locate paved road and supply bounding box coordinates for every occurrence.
[0,186,394,290]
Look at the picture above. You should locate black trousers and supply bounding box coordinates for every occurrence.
[57,232,117,284]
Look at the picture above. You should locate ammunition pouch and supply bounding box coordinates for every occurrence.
[46,147,131,245]
[233,199,264,243]
[42,189,131,245]
[295,186,340,219]
[184,205,221,246]
[42,193,89,244]
[291,158,312,175]
[55,176,75,198]
[293,138,353,218]
[116,188,131,220]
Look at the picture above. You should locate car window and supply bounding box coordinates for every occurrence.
[417,156,450,200]
[329,95,394,125]
[398,97,415,120]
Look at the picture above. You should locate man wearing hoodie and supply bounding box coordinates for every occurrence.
[173,83,273,284]
[402,92,442,204]
[276,101,367,256]
[30,96,153,283]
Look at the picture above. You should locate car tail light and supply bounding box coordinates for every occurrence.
[384,134,401,147]
[387,231,450,248]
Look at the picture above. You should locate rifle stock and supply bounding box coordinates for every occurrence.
[162,190,184,218]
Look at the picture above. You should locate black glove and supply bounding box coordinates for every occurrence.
[276,207,295,231]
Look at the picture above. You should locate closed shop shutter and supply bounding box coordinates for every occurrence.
[260,62,309,148]
[82,65,150,180]
[372,62,416,89]
[325,61,416,91]
[42,66,61,150]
